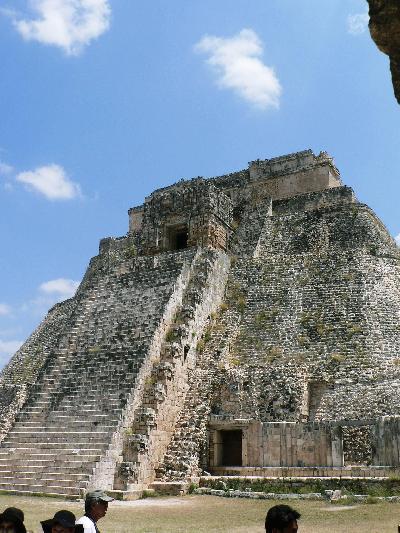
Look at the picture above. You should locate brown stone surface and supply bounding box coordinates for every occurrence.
[368,0,400,103]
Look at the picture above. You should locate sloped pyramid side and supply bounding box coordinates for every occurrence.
[0,247,201,496]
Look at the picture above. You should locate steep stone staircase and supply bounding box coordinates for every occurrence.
[160,287,243,481]
[0,250,195,497]
[114,248,229,490]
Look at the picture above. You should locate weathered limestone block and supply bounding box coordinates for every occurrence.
[0,385,28,442]
[372,416,400,466]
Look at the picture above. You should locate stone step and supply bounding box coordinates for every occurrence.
[0,458,99,468]
[19,407,122,416]
[4,431,112,442]
[35,387,125,400]
[39,376,136,385]
[31,399,121,406]
[26,395,130,405]
[51,413,119,419]
[59,398,124,404]
[0,488,81,499]
[0,482,81,496]
[41,368,138,378]
[6,428,111,436]
[12,422,116,431]
[27,402,123,410]
[31,387,129,395]
[24,388,133,400]
[0,464,93,474]
[0,454,99,465]
[16,412,121,423]
[0,474,89,488]
[25,397,124,408]
[21,402,121,410]
[13,416,117,423]
[1,442,106,450]
[5,432,110,443]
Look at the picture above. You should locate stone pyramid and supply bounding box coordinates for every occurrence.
[1,149,399,497]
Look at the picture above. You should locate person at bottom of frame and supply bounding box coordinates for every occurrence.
[76,490,114,533]
[41,510,84,533]
[265,504,300,533]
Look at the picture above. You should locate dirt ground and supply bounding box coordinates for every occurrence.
[1,494,400,532]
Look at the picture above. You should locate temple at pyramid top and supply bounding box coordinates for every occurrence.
[100,150,345,257]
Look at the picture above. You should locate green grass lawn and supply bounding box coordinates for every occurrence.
[1,494,400,532]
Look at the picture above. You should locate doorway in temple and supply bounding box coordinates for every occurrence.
[221,430,242,466]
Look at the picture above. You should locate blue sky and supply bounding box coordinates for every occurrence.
[0,0,399,368]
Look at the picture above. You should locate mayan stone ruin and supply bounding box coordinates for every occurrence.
[1,148,400,497]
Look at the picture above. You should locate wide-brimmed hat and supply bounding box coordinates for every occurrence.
[0,509,26,533]
[41,510,84,533]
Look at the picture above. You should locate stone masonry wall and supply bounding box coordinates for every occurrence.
[208,420,343,469]
[372,416,400,465]
[161,189,400,480]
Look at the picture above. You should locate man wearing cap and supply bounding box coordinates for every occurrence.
[76,490,113,533]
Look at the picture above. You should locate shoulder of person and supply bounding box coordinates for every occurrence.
[76,516,96,530]
[76,516,90,524]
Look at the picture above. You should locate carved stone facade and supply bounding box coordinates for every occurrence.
[131,181,233,255]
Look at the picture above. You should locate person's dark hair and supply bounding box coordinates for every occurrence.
[3,508,24,523]
[265,504,301,533]
[0,508,26,533]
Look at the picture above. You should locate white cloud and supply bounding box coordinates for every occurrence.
[13,0,111,55]
[40,278,79,299]
[0,161,13,175]
[21,278,79,319]
[3,182,13,192]
[0,339,23,357]
[0,339,23,369]
[0,304,11,316]
[20,295,55,318]
[195,28,281,110]
[347,12,369,35]
[395,234,400,246]
[0,159,15,191]
[16,164,81,200]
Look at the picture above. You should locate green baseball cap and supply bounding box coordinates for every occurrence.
[85,490,114,502]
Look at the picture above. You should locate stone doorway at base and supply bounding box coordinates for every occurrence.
[221,430,243,466]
